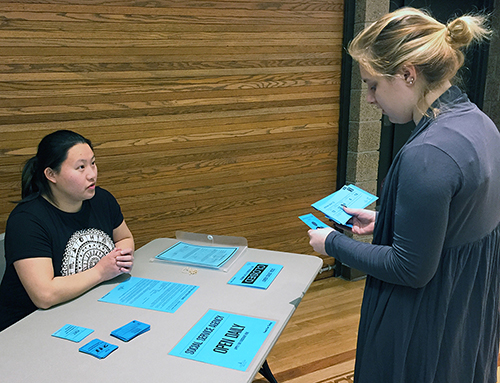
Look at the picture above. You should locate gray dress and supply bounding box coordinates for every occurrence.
[325,86,500,382]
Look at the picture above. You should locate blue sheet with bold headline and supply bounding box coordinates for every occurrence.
[228,262,283,289]
[169,310,276,371]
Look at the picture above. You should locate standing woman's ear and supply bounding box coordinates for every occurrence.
[401,65,418,86]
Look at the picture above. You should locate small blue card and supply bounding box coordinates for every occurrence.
[111,320,150,342]
[228,262,283,289]
[79,339,118,359]
[52,324,94,343]
[298,213,329,229]
[312,184,378,226]
[169,310,276,371]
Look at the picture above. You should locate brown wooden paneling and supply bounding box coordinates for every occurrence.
[0,0,343,274]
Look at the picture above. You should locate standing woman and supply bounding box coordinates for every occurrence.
[308,7,500,383]
[0,130,134,331]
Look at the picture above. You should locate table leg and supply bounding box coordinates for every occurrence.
[259,359,278,383]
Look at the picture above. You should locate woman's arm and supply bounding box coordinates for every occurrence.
[14,248,126,309]
[113,220,135,273]
[321,144,461,288]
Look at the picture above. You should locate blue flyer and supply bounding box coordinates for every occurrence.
[169,310,276,371]
[312,184,378,226]
[99,277,198,313]
[155,241,239,268]
[52,324,94,343]
[228,262,283,289]
[298,213,329,229]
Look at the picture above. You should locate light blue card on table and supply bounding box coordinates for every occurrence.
[228,262,283,289]
[52,324,94,343]
[169,310,276,371]
[99,276,198,313]
[312,184,378,226]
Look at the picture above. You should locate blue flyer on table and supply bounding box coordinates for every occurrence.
[98,277,198,313]
[228,262,283,289]
[155,241,239,268]
[52,324,94,343]
[312,184,378,226]
[169,310,276,371]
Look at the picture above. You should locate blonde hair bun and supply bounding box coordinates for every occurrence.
[446,15,491,49]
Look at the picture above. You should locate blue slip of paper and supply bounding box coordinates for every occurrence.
[52,324,94,343]
[111,320,150,342]
[298,213,329,230]
[169,310,276,371]
[312,184,378,226]
[79,339,118,359]
[228,262,283,289]
[155,241,239,268]
[99,277,198,313]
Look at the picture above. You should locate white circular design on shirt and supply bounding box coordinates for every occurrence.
[61,228,114,276]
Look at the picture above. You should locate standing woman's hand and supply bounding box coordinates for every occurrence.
[308,227,335,256]
[342,207,377,235]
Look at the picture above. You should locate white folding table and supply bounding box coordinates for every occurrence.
[0,236,322,383]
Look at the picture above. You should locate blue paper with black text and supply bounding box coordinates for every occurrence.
[228,262,283,289]
[312,184,378,226]
[98,277,198,313]
[169,310,276,371]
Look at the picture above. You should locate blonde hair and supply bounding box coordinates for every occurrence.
[348,7,491,90]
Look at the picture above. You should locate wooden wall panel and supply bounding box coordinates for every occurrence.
[0,0,343,274]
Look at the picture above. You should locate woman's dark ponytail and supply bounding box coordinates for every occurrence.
[21,156,41,200]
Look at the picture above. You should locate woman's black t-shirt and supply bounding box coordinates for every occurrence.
[0,187,123,331]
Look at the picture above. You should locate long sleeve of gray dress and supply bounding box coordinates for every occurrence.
[325,143,462,288]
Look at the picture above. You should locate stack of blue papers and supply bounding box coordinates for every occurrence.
[111,320,150,342]
[79,339,118,359]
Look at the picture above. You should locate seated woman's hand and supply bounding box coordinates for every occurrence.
[115,248,134,273]
[95,248,129,282]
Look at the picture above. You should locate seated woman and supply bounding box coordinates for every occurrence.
[0,130,134,331]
